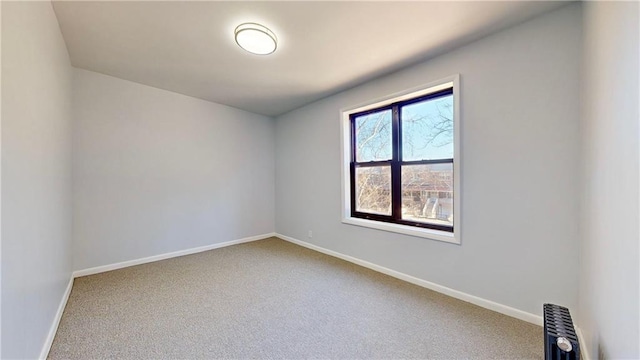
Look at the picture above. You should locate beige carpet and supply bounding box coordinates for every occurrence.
[49,237,542,359]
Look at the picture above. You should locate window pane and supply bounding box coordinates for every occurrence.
[401,163,453,226]
[355,109,392,162]
[355,166,391,215]
[401,94,453,161]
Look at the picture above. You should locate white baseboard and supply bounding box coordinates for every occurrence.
[39,277,73,360]
[72,233,276,278]
[42,232,545,359]
[40,233,275,359]
[276,233,543,326]
[576,327,591,360]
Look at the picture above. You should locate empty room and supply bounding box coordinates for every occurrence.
[1,0,639,359]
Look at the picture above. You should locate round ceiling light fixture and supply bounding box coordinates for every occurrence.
[234,22,277,55]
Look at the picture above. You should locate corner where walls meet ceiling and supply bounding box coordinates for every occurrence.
[52,1,570,116]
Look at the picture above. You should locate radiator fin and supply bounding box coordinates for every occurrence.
[543,303,580,360]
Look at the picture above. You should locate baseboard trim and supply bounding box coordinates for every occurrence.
[39,277,73,360]
[39,232,544,359]
[276,233,543,326]
[576,327,591,360]
[39,233,275,359]
[72,232,276,278]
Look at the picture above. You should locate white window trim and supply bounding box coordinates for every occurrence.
[340,74,461,245]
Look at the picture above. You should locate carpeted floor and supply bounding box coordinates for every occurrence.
[49,237,542,359]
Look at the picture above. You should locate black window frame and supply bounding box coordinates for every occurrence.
[349,87,454,233]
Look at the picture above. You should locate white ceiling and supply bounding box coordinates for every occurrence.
[52,1,569,117]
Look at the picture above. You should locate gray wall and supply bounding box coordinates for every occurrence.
[5,2,638,358]
[1,2,73,358]
[580,2,639,358]
[72,68,275,271]
[275,4,582,317]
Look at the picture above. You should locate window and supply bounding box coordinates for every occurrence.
[341,76,460,244]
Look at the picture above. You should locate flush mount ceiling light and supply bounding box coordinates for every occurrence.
[234,23,278,55]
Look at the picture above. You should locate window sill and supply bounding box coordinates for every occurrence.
[342,217,460,244]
